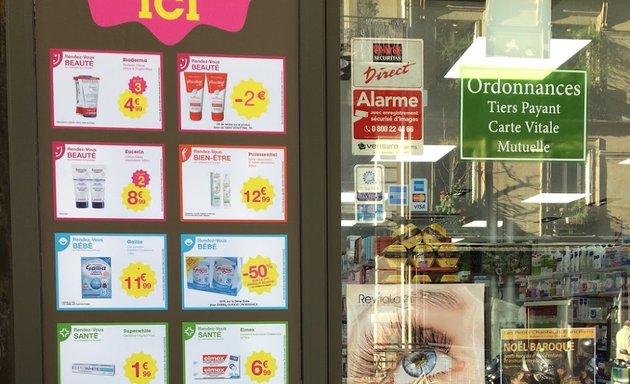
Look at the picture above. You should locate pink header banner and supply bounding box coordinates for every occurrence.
[87,0,252,46]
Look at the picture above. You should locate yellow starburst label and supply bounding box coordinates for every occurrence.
[124,352,157,384]
[241,256,279,295]
[230,79,270,119]
[240,177,275,211]
[121,183,152,212]
[118,90,148,119]
[185,257,204,274]
[245,351,277,383]
[120,262,156,299]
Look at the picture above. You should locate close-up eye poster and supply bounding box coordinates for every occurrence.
[345,284,485,384]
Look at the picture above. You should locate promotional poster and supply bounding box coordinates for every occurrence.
[346,284,485,383]
[52,142,165,221]
[178,54,285,133]
[179,145,286,222]
[57,323,168,383]
[55,233,167,310]
[183,322,287,383]
[500,328,596,384]
[50,49,163,130]
[181,234,287,310]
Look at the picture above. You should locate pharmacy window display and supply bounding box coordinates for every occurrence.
[338,0,626,383]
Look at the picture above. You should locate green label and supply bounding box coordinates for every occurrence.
[459,70,587,161]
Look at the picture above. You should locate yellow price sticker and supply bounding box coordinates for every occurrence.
[241,177,275,212]
[118,90,148,119]
[120,262,156,299]
[241,256,279,295]
[245,351,277,383]
[124,352,158,384]
[230,79,270,120]
[121,183,152,212]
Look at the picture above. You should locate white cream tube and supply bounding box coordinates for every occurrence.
[89,165,106,209]
[72,165,91,208]
[184,72,206,121]
[206,73,228,122]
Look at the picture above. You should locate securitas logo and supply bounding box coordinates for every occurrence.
[372,43,403,62]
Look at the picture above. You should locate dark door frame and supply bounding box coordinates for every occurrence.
[6,0,43,383]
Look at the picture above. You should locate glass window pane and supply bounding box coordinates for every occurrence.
[339,1,630,383]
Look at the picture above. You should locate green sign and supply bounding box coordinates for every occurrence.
[460,70,587,161]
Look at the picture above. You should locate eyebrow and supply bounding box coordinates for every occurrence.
[409,288,466,311]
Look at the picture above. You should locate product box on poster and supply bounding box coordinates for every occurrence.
[181,235,287,310]
[180,145,287,222]
[178,54,285,133]
[52,142,165,221]
[187,257,243,296]
[50,49,163,130]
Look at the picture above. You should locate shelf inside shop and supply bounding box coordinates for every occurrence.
[527,265,630,281]
[572,319,609,325]
[375,267,459,273]
[524,291,625,302]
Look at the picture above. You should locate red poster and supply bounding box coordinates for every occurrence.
[352,89,422,141]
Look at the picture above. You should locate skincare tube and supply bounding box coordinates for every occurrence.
[211,172,221,207]
[184,72,206,121]
[206,73,228,122]
[71,363,115,376]
[223,174,231,207]
[89,164,106,209]
[72,165,91,208]
[73,77,82,115]
[74,76,100,117]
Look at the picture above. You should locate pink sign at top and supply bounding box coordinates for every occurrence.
[87,0,253,46]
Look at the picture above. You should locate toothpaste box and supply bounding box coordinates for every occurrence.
[193,355,240,379]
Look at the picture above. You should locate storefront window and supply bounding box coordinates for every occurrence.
[339,0,630,382]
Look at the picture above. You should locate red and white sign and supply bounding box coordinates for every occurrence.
[353,89,422,140]
[351,38,424,156]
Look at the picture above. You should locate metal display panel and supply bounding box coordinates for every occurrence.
[7,0,313,382]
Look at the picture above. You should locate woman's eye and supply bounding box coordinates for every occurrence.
[394,349,454,382]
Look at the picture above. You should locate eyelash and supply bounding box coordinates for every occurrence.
[350,316,454,382]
